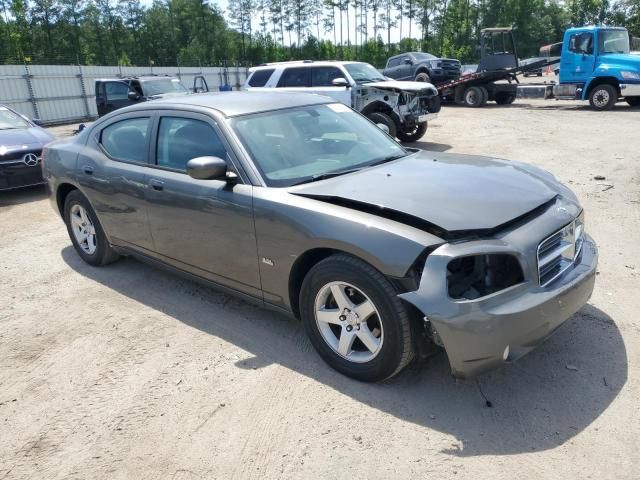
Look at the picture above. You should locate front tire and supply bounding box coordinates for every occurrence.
[414,72,431,83]
[300,254,414,382]
[589,84,617,111]
[397,122,428,143]
[64,190,119,266]
[367,111,397,138]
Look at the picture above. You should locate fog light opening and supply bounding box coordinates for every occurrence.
[502,345,510,361]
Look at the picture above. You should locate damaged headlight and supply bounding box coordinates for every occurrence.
[447,254,524,300]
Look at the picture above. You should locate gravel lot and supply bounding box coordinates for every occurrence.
[1,98,639,479]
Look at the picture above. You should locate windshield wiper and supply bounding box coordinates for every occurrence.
[292,167,363,186]
[369,153,407,167]
[0,127,20,130]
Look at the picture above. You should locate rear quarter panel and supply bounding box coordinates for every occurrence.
[44,137,82,216]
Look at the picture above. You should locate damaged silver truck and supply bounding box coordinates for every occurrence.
[243,61,441,142]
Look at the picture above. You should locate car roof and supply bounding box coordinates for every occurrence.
[141,91,335,117]
[249,61,364,72]
[96,75,177,82]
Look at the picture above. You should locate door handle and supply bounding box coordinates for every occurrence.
[83,165,94,175]
[149,179,164,191]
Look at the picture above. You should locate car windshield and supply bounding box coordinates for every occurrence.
[142,78,188,96]
[412,52,436,61]
[343,63,387,84]
[599,30,630,54]
[0,107,30,130]
[231,103,407,187]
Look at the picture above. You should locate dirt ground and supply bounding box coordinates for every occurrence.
[1,98,639,480]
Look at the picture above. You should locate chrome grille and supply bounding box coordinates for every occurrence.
[537,212,584,286]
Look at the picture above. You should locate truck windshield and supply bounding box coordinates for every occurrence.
[142,78,188,96]
[343,63,387,84]
[599,30,630,54]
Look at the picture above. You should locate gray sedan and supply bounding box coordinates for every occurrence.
[43,92,597,381]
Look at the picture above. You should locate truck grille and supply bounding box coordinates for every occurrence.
[537,212,584,286]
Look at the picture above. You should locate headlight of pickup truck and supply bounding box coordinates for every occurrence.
[621,71,640,80]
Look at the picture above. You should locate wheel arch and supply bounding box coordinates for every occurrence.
[415,66,431,76]
[584,76,620,100]
[56,182,79,216]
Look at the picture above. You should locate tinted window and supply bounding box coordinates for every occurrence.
[569,32,594,54]
[156,117,227,171]
[105,82,129,101]
[386,57,402,68]
[249,69,275,87]
[100,117,150,163]
[277,68,309,87]
[310,67,344,86]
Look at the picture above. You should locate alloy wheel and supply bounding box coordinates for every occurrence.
[70,204,97,254]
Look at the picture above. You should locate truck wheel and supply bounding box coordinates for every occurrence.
[367,112,397,138]
[415,72,431,83]
[626,97,640,107]
[397,123,428,143]
[495,92,516,105]
[589,84,617,111]
[299,254,415,382]
[464,86,486,107]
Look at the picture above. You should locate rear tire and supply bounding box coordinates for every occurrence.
[397,123,428,143]
[589,84,617,111]
[367,111,397,138]
[495,92,516,105]
[626,97,640,107]
[64,190,119,267]
[414,72,431,83]
[300,254,415,382]
[464,86,487,107]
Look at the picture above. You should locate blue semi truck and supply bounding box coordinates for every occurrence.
[436,26,640,110]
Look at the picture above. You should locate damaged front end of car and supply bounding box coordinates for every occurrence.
[399,197,597,378]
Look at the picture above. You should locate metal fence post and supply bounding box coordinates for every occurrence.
[23,63,40,120]
[77,64,91,119]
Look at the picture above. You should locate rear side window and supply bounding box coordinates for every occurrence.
[156,117,227,171]
[277,68,309,87]
[249,69,275,87]
[100,117,150,163]
[105,82,129,101]
[310,67,344,86]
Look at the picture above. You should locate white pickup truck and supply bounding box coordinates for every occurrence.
[243,60,441,142]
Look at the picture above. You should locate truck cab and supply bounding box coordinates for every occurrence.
[555,26,640,110]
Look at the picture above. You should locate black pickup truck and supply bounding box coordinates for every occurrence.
[383,52,461,84]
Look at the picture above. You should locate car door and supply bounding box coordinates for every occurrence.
[308,66,352,105]
[383,57,402,79]
[396,55,413,80]
[144,112,261,298]
[98,81,134,116]
[560,32,596,84]
[76,113,154,250]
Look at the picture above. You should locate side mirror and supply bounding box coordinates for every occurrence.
[186,156,227,180]
[128,91,141,101]
[332,77,350,88]
[403,58,413,65]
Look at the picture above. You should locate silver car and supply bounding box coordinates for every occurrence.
[43,92,597,381]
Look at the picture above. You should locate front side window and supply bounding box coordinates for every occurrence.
[599,29,630,54]
[105,82,130,101]
[249,69,275,87]
[569,32,594,55]
[311,67,344,87]
[156,117,227,171]
[387,57,401,68]
[100,117,150,163]
[231,104,406,187]
[277,68,309,87]
[343,63,387,84]
[0,106,30,130]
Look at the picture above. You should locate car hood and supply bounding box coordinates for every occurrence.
[365,80,438,95]
[289,151,563,237]
[0,127,55,150]
[599,53,640,70]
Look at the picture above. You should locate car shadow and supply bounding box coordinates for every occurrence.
[407,141,452,152]
[61,246,627,457]
[0,184,47,207]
